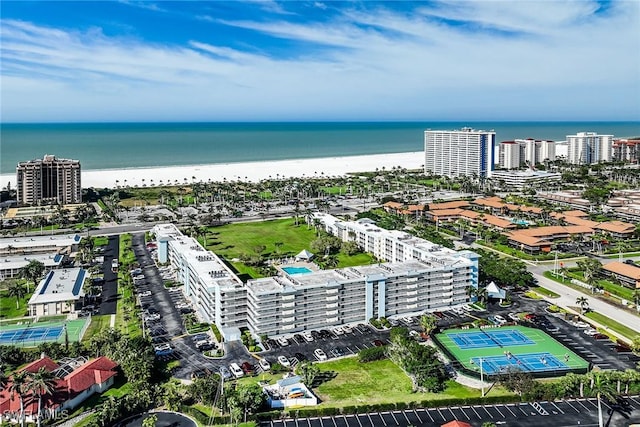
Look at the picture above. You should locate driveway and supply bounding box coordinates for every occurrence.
[98,235,119,315]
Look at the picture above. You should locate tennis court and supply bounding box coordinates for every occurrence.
[449,329,534,349]
[0,318,89,347]
[435,325,589,377]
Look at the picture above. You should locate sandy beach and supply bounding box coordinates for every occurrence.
[1,152,423,190]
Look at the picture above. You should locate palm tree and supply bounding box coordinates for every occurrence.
[27,367,58,427]
[419,314,438,337]
[7,281,27,309]
[20,260,45,294]
[9,370,29,427]
[589,372,616,427]
[576,296,589,314]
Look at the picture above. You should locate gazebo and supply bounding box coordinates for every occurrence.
[441,421,472,427]
[295,249,314,261]
[486,281,507,301]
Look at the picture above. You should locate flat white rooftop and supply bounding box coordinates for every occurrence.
[28,268,87,305]
[0,234,82,251]
[1,253,64,271]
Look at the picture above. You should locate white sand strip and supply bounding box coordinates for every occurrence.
[1,152,423,190]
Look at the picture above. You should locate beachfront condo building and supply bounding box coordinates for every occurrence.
[16,155,81,205]
[498,139,556,169]
[566,132,613,164]
[246,213,478,336]
[424,128,496,178]
[153,215,478,339]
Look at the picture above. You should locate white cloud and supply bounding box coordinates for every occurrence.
[1,1,639,122]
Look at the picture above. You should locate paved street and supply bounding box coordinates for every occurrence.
[528,264,640,335]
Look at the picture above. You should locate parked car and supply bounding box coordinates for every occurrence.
[294,352,308,362]
[191,369,210,380]
[314,348,327,361]
[330,347,345,357]
[229,363,244,378]
[277,337,290,347]
[302,331,314,342]
[258,358,271,371]
[493,315,507,324]
[508,312,520,321]
[241,361,254,375]
[277,355,291,367]
[218,366,232,380]
[373,339,385,347]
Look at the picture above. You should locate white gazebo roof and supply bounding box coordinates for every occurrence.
[295,249,314,260]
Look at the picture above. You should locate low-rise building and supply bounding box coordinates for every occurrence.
[0,234,82,256]
[0,253,65,279]
[489,170,561,191]
[601,262,640,289]
[0,356,117,424]
[28,268,87,317]
[505,226,594,254]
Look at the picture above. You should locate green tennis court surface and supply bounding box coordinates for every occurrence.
[0,318,89,347]
[435,325,589,376]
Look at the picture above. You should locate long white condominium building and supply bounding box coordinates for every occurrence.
[246,214,478,337]
[424,128,496,178]
[153,224,247,338]
[16,155,81,205]
[566,132,613,164]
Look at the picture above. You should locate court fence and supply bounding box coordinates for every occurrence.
[432,325,591,380]
[78,314,92,341]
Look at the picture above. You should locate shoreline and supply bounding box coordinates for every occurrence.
[1,151,424,190]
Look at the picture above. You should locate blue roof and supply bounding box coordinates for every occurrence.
[72,269,86,296]
[38,271,55,295]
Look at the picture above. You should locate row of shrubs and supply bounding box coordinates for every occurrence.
[369,317,392,329]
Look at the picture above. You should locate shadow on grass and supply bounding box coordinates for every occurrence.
[310,370,338,388]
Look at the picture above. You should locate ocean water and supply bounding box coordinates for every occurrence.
[1,121,638,173]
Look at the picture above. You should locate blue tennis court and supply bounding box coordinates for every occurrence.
[472,352,568,374]
[448,329,534,349]
[0,326,63,345]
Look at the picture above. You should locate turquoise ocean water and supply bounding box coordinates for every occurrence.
[1,122,638,174]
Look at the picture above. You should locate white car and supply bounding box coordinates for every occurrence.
[144,313,161,321]
[583,328,599,336]
[302,331,314,342]
[139,290,152,297]
[154,343,172,352]
[277,337,290,347]
[258,358,271,371]
[229,363,244,379]
[277,355,291,367]
[314,349,327,361]
[508,312,520,321]
[342,325,353,334]
[493,315,507,324]
[332,326,345,335]
[573,321,590,329]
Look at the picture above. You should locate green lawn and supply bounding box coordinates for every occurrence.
[82,314,112,341]
[202,218,376,278]
[205,219,317,259]
[530,286,560,298]
[584,311,640,341]
[313,357,513,407]
[0,289,31,319]
[93,236,109,246]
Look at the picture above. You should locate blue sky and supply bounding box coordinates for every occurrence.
[1,1,639,122]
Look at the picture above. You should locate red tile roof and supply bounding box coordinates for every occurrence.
[20,356,59,373]
[64,356,118,393]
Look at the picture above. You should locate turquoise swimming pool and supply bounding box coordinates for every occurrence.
[282,266,312,275]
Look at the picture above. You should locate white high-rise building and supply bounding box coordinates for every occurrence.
[498,141,521,169]
[566,132,613,164]
[424,128,496,178]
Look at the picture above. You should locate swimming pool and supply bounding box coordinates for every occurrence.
[282,266,312,275]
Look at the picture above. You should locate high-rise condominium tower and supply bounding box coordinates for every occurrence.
[424,128,496,178]
[16,155,82,205]
[566,132,613,164]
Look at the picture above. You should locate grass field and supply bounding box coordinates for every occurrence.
[0,288,31,319]
[203,218,375,278]
[436,325,589,376]
[584,311,640,341]
[530,286,560,298]
[82,314,111,341]
[314,358,514,406]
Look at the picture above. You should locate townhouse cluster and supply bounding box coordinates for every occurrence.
[152,215,478,340]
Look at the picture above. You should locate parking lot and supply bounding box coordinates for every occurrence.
[118,236,638,383]
[261,396,640,426]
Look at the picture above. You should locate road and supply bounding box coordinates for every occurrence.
[527,264,640,336]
